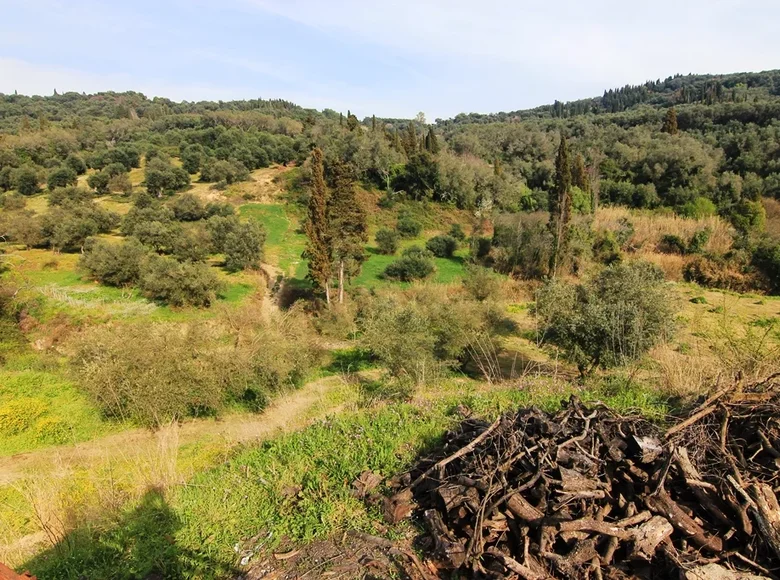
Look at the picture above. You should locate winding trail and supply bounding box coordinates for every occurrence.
[0,375,347,487]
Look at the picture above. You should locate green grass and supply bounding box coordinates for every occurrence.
[21,375,673,579]
[0,364,115,456]
[240,204,307,277]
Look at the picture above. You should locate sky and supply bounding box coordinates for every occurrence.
[1,0,778,119]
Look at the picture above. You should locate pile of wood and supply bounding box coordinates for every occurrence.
[386,374,780,579]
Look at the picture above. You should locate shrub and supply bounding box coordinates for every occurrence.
[200,158,250,184]
[383,246,435,281]
[171,193,205,221]
[171,225,212,263]
[425,234,458,258]
[462,264,502,301]
[492,213,552,278]
[206,215,241,253]
[14,166,40,195]
[752,240,780,294]
[397,215,422,238]
[687,228,711,254]
[679,196,716,218]
[39,202,120,252]
[224,222,266,272]
[145,158,190,196]
[72,306,323,426]
[108,172,133,195]
[64,153,87,175]
[659,234,688,255]
[47,166,78,191]
[360,288,499,385]
[87,170,111,194]
[536,261,675,375]
[592,230,622,265]
[449,223,466,241]
[80,238,148,286]
[140,256,223,307]
[683,254,758,293]
[375,228,400,255]
[0,192,27,210]
[48,186,93,206]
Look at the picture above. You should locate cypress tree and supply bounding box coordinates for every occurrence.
[662,107,679,135]
[402,122,417,156]
[339,112,343,127]
[393,128,402,152]
[303,148,332,304]
[427,128,440,154]
[493,157,502,177]
[571,153,589,193]
[371,115,377,132]
[549,133,572,277]
[327,161,368,304]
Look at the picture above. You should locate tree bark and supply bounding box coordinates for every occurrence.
[338,260,345,304]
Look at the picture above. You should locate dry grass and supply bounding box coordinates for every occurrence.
[594,206,734,254]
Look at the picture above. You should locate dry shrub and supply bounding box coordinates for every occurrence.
[682,254,758,293]
[639,252,688,281]
[72,303,324,427]
[594,206,734,254]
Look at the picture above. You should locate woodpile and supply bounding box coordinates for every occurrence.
[386,374,780,579]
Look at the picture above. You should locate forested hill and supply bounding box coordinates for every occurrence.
[435,69,780,126]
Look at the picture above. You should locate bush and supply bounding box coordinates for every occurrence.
[47,166,78,191]
[659,234,688,255]
[171,193,205,221]
[39,202,120,252]
[687,228,711,254]
[140,256,223,307]
[425,234,458,258]
[72,306,323,426]
[492,213,552,278]
[683,254,758,293]
[397,215,422,238]
[383,246,435,281]
[536,261,675,375]
[206,215,241,253]
[108,173,133,195]
[360,287,499,385]
[224,221,266,272]
[592,230,622,265]
[200,158,250,184]
[679,196,717,218]
[0,192,27,210]
[80,238,148,286]
[448,223,466,241]
[752,240,780,294]
[462,264,502,301]
[48,186,93,206]
[87,170,110,194]
[145,158,190,196]
[14,166,40,195]
[375,228,400,255]
[64,153,87,175]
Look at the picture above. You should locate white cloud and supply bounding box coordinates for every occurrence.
[242,0,780,92]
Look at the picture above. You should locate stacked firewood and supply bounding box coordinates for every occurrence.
[386,374,780,579]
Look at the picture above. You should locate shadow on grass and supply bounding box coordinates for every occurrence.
[23,488,234,580]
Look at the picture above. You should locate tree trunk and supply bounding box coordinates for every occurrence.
[324,282,331,306]
[338,260,345,304]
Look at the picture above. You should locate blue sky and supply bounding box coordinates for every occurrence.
[1,0,778,119]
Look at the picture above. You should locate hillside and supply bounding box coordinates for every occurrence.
[1,70,780,578]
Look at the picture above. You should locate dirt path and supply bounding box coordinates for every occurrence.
[0,375,347,487]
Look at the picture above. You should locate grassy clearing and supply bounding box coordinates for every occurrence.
[19,375,674,579]
[240,204,307,278]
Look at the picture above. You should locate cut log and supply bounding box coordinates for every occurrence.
[424,508,467,569]
[629,516,674,560]
[485,548,551,580]
[749,483,780,562]
[645,491,723,552]
[506,493,544,524]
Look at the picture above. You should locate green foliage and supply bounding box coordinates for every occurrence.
[492,213,552,278]
[206,214,241,253]
[224,221,266,272]
[425,234,458,258]
[462,264,503,301]
[48,186,93,206]
[396,213,422,238]
[171,193,205,221]
[39,201,120,252]
[14,166,40,195]
[80,238,148,287]
[200,158,250,185]
[145,158,190,196]
[752,240,780,294]
[64,153,87,175]
[86,170,110,194]
[536,261,675,374]
[679,196,716,218]
[374,227,400,255]
[47,166,77,191]
[448,223,466,241]
[382,246,436,281]
[139,256,223,307]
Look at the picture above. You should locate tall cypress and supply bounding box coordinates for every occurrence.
[393,128,402,152]
[549,133,572,277]
[327,161,368,304]
[402,122,417,156]
[427,128,440,154]
[371,115,377,132]
[662,107,679,135]
[303,148,332,304]
[571,153,589,193]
